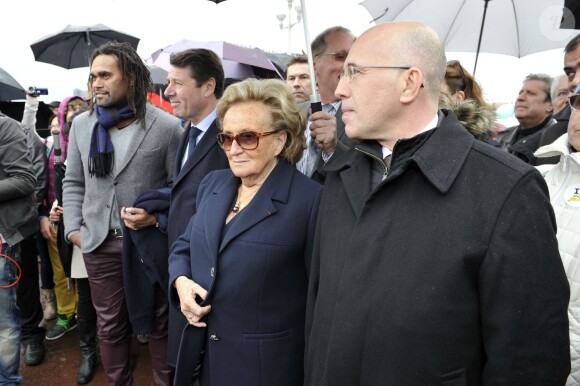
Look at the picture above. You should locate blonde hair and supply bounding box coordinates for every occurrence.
[217,78,306,164]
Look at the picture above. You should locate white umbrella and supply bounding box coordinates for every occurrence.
[360,0,579,74]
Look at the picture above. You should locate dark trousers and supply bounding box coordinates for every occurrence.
[76,278,96,328]
[148,285,173,386]
[35,230,54,290]
[84,237,133,386]
[17,235,45,345]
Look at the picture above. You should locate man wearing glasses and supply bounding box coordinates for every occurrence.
[296,26,356,180]
[304,21,570,385]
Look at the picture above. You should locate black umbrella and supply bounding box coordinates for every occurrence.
[561,0,580,29]
[51,129,73,277]
[30,24,140,69]
[0,66,25,101]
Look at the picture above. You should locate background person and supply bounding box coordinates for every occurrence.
[535,85,580,385]
[497,73,555,163]
[285,55,312,103]
[168,78,322,386]
[0,112,38,385]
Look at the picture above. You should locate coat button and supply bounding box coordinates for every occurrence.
[113,181,118,185]
[209,334,219,341]
[106,204,110,208]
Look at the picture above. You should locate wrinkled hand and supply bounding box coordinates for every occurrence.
[175,276,211,327]
[121,207,157,231]
[69,231,81,248]
[309,111,338,156]
[39,217,53,241]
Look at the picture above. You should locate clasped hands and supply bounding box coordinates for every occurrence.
[175,276,211,327]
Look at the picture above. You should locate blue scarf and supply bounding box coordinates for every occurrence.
[88,104,135,178]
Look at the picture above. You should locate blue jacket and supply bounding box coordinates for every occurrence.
[169,160,322,386]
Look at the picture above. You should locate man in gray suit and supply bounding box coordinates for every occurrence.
[296,26,356,180]
[63,42,183,385]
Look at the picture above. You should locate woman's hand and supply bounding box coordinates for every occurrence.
[50,205,63,224]
[39,217,53,241]
[175,276,211,327]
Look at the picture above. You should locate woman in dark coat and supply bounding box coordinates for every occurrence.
[168,78,322,386]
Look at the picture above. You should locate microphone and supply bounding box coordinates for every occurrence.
[52,128,62,163]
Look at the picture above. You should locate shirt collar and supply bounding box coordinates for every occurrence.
[382,113,438,159]
[194,108,217,133]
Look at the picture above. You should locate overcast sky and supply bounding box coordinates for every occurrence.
[0,0,574,104]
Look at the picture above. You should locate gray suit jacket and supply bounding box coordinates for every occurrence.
[63,104,183,253]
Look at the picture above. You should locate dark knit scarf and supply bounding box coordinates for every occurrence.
[88,104,135,178]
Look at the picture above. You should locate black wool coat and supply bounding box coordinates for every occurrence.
[304,110,570,386]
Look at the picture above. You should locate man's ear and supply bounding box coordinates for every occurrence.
[400,68,423,104]
[204,78,216,97]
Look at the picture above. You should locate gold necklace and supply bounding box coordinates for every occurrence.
[231,160,278,214]
[231,187,260,213]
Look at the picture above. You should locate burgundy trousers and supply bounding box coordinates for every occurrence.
[84,237,133,386]
[84,237,173,386]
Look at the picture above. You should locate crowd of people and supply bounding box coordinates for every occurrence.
[0,19,579,386]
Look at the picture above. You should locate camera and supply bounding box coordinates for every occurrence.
[27,87,49,96]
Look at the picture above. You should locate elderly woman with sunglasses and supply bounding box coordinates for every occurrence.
[168,78,322,386]
[534,86,580,385]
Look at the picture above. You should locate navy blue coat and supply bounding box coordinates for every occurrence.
[167,120,230,366]
[169,160,322,386]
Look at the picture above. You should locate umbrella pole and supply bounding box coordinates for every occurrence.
[300,0,322,113]
[473,0,490,76]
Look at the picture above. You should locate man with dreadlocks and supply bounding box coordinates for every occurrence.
[63,41,183,385]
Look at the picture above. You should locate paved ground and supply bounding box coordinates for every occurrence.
[19,318,153,385]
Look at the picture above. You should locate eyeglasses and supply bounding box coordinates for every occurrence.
[568,94,580,111]
[339,65,411,81]
[447,60,471,95]
[315,52,348,62]
[216,130,278,151]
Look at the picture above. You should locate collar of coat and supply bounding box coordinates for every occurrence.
[323,109,474,194]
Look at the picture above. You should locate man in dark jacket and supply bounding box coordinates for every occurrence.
[304,21,570,385]
[0,113,37,385]
[160,48,230,369]
[496,73,555,164]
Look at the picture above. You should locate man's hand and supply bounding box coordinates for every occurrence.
[121,207,157,231]
[69,231,81,248]
[39,217,53,241]
[309,111,338,156]
[174,276,211,327]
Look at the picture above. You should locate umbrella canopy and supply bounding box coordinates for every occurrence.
[561,0,580,29]
[150,40,282,80]
[31,24,140,69]
[361,0,579,72]
[0,67,25,101]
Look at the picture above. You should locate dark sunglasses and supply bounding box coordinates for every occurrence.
[447,60,471,95]
[569,94,580,111]
[216,130,277,151]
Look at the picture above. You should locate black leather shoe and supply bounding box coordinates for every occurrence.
[76,353,98,384]
[24,342,45,366]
